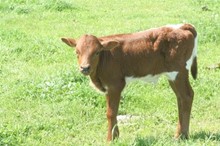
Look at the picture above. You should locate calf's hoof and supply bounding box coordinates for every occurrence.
[175,133,189,140]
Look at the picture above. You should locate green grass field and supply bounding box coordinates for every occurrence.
[0,0,220,145]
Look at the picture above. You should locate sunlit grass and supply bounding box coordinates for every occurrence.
[0,0,220,145]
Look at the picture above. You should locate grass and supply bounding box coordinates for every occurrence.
[0,0,220,145]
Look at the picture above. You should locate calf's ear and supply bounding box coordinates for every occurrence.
[61,38,77,47]
[101,40,120,50]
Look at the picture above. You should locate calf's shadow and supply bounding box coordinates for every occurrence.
[191,131,220,141]
[132,131,220,145]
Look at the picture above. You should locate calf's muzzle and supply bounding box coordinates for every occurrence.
[80,65,90,75]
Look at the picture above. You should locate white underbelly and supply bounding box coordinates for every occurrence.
[125,71,178,84]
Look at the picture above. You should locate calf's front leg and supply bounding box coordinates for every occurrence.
[105,83,124,141]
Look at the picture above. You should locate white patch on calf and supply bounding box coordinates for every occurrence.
[125,71,179,84]
[166,24,183,29]
[125,74,162,84]
[166,71,179,81]
[89,80,107,94]
[186,36,198,70]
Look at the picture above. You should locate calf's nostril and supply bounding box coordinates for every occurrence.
[81,66,90,72]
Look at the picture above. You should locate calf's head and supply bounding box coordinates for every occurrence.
[61,35,119,76]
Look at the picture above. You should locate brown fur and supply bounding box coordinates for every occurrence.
[61,23,197,141]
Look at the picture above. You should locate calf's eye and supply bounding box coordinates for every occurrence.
[95,51,100,56]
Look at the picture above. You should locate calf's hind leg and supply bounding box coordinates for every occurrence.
[169,71,194,139]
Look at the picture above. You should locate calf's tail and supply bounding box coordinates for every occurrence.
[191,57,197,80]
[191,33,198,80]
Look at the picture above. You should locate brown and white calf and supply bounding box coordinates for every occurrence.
[61,23,197,141]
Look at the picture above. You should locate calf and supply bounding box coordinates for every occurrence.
[61,23,197,141]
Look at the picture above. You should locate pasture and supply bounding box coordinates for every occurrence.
[0,0,220,145]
